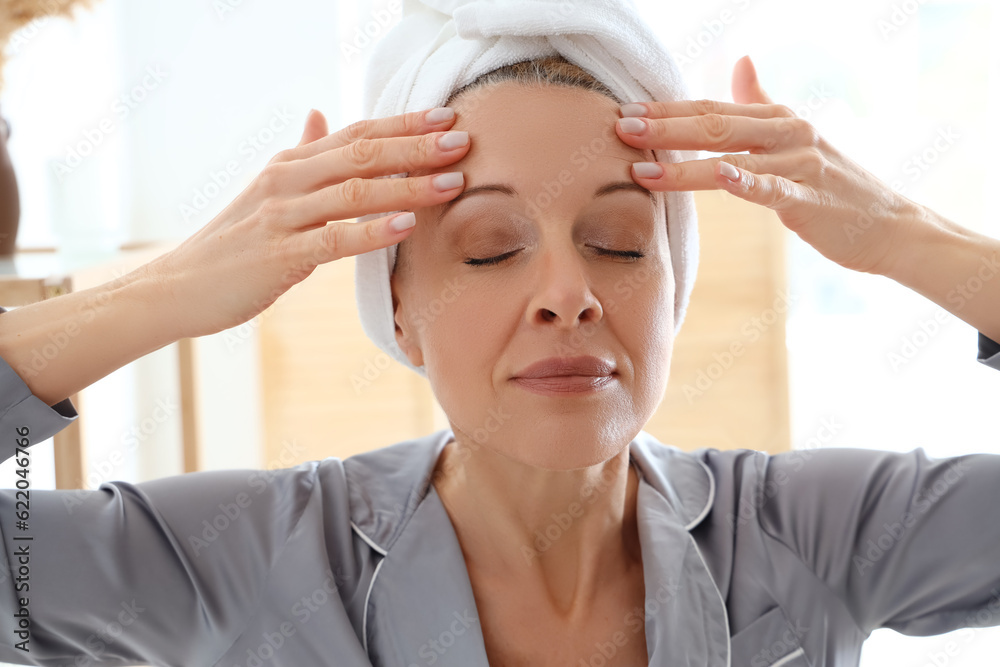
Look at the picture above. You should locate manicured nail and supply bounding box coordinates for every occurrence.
[618,117,647,135]
[389,212,416,233]
[620,103,648,118]
[433,171,464,191]
[719,161,740,182]
[437,131,469,151]
[426,107,455,124]
[632,162,663,179]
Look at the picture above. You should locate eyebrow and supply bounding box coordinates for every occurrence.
[436,180,655,222]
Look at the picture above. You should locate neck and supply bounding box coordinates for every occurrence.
[432,433,642,616]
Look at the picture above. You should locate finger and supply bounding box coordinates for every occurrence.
[717,163,809,213]
[617,113,812,154]
[289,211,417,267]
[630,153,804,191]
[320,129,470,188]
[732,55,774,105]
[620,98,792,121]
[268,129,470,195]
[297,109,330,147]
[290,107,457,161]
[288,170,465,230]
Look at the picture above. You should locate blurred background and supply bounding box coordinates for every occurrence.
[0,0,998,664]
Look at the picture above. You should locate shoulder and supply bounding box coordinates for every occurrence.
[629,430,767,530]
[316,428,453,551]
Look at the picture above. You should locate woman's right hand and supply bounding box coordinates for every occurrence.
[143,107,469,340]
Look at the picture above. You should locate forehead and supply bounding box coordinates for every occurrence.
[412,82,652,183]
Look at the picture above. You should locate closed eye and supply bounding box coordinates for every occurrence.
[464,247,645,267]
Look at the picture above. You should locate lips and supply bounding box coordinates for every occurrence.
[513,356,616,379]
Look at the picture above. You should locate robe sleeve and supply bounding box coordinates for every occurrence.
[0,333,319,665]
[759,446,1000,637]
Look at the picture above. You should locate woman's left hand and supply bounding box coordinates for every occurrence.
[614,55,928,278]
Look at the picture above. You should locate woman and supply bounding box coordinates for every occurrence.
[0,48,999,667]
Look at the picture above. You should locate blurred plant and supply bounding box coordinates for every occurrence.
[0,0,99,91]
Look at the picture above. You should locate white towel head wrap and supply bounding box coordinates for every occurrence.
[354,0,699,379]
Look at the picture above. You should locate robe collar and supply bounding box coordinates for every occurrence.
[344,428,730,666]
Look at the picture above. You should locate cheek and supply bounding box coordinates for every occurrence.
[421,286,512,417]
[610,262,674,371]
[417,278,508,365]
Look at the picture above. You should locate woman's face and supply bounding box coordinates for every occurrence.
[392,82,675,470]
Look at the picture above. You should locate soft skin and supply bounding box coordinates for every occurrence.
[392,82,664,616]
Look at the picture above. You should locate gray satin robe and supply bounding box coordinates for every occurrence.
[0,322,998,667]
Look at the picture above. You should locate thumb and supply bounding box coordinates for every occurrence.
[732,55,774,105]
[298,109,329,147]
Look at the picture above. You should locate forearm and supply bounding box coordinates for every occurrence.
[0,265,182,406]
[882,207,1000,343]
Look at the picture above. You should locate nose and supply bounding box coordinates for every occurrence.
[525,243,604,330]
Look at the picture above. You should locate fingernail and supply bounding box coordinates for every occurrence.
[390,212,416,233]
[632,162,663,179]
[620,103,648,118]
[437,131,469,151]
[618,117,647,135]
[433,171,464,191]
[426,107,455,124]
[719,161,740,182]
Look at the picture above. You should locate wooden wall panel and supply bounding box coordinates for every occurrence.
[258,254,439,464]
[646,190,790,454]
[260,189,791,467]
